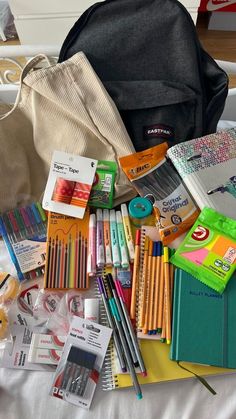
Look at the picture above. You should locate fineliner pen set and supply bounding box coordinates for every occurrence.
[87,205,135,277]
[134,232,174,343]
[97,274,146,400]
[0,202,47,281]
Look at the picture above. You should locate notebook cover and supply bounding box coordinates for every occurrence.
[170,268,236,368]
[105,339,235,389]
[167,128,236,220]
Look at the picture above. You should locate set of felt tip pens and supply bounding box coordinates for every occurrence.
[44,211,89,290]
[0,202,47,281]
[97,273,147,400]
[87,204,135,276]
[133,238,174,344]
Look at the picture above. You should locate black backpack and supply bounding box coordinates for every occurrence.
[59,0,228,152]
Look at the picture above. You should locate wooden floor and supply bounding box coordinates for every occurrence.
[0,13,236,86]
[196,13,236,87]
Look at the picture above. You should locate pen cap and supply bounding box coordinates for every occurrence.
[89,213,96,227]
[96,208,103,222]
[103,209,110,222]
[163,246,169,262]
[84,298,100,323]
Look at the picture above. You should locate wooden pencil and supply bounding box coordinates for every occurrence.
[139,236,149,328]
[147,242,157,333]
[163,246,171,344]
[157,252,164,331]
[152,241,162,331]
[142,239,153,334]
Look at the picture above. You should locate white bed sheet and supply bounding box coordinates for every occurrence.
[0,243,236,419]
[1,56,236,419]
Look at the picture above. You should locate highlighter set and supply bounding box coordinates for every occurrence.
[87,205,135,278]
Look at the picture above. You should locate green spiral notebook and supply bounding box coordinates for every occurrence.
[170,268,236,368]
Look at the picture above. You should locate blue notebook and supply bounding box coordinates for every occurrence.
[170,268,236,368]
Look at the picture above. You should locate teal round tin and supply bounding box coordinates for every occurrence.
[128,197,153,227]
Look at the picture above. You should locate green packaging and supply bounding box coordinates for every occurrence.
[170,207,236,294]
[88,160,117,209]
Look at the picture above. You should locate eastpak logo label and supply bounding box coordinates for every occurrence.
[143,124,174,140]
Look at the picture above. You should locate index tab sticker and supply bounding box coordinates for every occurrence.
[42,151,97,219]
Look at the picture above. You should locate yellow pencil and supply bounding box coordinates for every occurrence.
[142,240,153,334]
[163,246,171,344]
[130,229,141,320]
[139,236,149,328]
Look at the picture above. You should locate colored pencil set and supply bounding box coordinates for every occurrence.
[131,233,174,344]
[0,202,47,281]
[44,211,90,290]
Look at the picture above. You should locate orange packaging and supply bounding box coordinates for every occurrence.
[44,210,90,290]
[119,143,199,245]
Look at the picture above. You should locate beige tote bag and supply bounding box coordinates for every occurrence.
[0,52,136,212]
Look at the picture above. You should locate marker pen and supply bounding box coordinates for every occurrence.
[96,209,105,268]
[103,209,112,266]
[116,211,129,269]
[109,210,121,268]
[121,203,135,262]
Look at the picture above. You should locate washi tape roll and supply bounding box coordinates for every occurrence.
[128,197,153,227]
[0,307,8,340]
[70,182,91,208]
[0,273,20,305]
[52,178,76,204]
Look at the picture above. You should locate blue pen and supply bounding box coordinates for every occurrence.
[105,279,142,400]
[109,210,121,268]
[115,211,129,269]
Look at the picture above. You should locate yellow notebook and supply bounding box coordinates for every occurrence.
[102,339,235,390]
[101,225,235,390]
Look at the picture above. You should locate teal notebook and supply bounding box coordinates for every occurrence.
[170,269,236,368]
